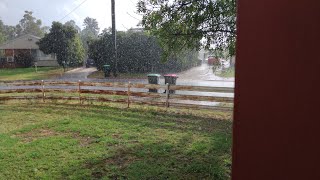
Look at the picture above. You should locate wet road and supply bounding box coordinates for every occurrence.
[177,63,234,81]
[52,64,234,88]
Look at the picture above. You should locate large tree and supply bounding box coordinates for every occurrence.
[82,17,100,38]
[88,31,198,73]
[65,20,81,33]
[137,0,236,59]
[0,19,17,43]
[0,20,6,44]
[81,17,100,54]
[37,22,85,67]
[16,11,44,37]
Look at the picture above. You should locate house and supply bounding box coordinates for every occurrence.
[0,34,59,68]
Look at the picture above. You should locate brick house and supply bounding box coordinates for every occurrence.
[0,34,58,68]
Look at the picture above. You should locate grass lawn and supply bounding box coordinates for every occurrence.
[0,67,64,81]
[217,67,235,78]
[88,71,148,79]
[0,102,232,179]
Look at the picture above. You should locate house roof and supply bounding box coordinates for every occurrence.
[0,34,41,50]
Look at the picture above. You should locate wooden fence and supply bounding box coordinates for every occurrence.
[0,80,234,111]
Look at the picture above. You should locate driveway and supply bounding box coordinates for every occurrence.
[57,67,97,80]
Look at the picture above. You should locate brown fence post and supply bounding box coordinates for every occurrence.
[41,80,45,102]
[127,81,131,108]
[78,80,81,104]
[165,83,170,107]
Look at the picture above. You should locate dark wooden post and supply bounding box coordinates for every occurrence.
[41,80,45,102]
[127,82,131,108]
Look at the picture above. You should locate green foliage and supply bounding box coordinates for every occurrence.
[88,31,199,73]
[0,11,49,42]
[137,0,237,59]
[81,17,100,54]
[15,11,44,37]
[0,32,5,45]
[218,67,235,78]
[2,25,16,41]
[64,20,81,33]
[0,20,7,44]
[37,22,84,67]
[82,17,100,38]
[68,35,85,67]
[14,51,34,67]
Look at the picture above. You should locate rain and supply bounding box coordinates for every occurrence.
[0,0,235,179]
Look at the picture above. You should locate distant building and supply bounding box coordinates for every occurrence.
[0,34,58,68]
[128,28,144,32]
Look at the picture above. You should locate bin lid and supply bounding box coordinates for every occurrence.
[164,74,178,77]
[147,74,161,77]
[103,65,110,67]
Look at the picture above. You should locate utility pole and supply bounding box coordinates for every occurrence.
[111,0,118,77]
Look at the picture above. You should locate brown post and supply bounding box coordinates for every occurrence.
[165,83,170,107]
[78,80,81,104]
[127,81,131,108]
[41,80,45,102]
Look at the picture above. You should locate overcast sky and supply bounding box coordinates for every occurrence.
[0,0,142,32]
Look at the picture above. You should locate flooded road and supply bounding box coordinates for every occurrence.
[177,63,234,82]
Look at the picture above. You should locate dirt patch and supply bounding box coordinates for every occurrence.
[15,129,60,142]
[85,146,140,179]
[105,152,137,169]
[15,129,95,146]
[71,132,95,147]
[112,133,121,139]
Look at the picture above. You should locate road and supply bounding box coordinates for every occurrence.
[52,64,234,88]
[177,63,234,81]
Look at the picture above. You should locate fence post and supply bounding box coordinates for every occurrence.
[165,83,170,107]
[78,80,81,104]
[41,80,45,102]
[127,81,131,108]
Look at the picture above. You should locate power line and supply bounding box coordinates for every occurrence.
[59,0,89,21]
[122,24,129,30]
[126,12,140,21]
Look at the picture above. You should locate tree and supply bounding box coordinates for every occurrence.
[88,31,198,73]
[101,27,112,36]
[37,22,84,67]
[81,17,100,55]
[0,19,16,43]
[137,0,236,59]
[14,51,34,67]
[68,35,85,67]
[41,26,50,34]
[16,11,44,37]
[0,20,6,44]
[3,25,17,40]
[65,20,81,33]
[82,17,100,38]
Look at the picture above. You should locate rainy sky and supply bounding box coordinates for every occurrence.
[0,0,142,31]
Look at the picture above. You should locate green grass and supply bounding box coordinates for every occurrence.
[0,102,232,179]
[0,67,64,81]
[217,67,235,78]
[88,71,148,79]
